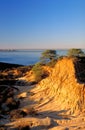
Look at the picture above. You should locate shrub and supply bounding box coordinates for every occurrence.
[47,59,57,67]
[32,62,47,82]
[40,49,58,64]
[67,48,85,57]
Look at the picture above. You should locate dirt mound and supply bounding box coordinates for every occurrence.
[31,57,85,115]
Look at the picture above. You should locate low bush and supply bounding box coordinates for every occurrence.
[32,62,48,82]
[47,59,57,67]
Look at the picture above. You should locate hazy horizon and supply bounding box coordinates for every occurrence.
[0,0,85,49]
[0,48,85,50]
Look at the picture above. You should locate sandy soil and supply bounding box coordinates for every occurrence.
[2,84,85,130]
[1,57,85,130]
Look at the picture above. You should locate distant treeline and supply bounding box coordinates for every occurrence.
[0,49,16,52]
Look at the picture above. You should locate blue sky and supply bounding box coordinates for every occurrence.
[0,0,85,49]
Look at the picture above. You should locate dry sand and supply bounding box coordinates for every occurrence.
[1,57,85,130]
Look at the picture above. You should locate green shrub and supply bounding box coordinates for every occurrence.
[67,48,85,57]
[40,49,58,64]
[47,59,57,67]
[32,62,47,82]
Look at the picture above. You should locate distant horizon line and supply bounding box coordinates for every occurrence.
[0,48,85,50]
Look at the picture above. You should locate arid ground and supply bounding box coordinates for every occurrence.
[0,57,85,130]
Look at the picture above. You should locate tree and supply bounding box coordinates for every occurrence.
[67,48,85,57]
[40,50,57,64]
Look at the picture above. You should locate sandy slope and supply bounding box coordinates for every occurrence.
[3,57,85,129]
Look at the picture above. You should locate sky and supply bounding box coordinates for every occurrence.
[0,0,85,49]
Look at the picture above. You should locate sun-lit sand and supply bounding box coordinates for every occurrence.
[0,57,85,129]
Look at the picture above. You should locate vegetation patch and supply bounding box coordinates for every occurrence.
[32,62,48,82]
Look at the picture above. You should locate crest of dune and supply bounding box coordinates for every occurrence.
[31,57,85,115]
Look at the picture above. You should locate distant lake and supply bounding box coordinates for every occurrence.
[0,49,84,65]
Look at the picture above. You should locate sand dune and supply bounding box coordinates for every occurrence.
[1,57,85,129]
[30,57,85,115]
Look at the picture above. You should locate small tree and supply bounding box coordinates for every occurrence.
[40,50,57,64]
[67,48,85,57]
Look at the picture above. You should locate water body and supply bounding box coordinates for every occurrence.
[0,49,84,65]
